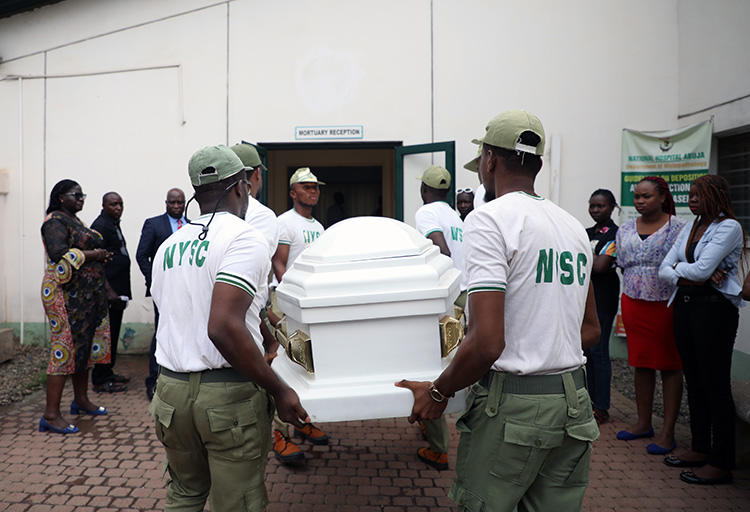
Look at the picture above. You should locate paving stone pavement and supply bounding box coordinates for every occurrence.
[1,354,749,511]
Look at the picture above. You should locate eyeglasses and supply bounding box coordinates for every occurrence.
[166,200,185,205]
[65,192,87,200]
[456,188,474,195]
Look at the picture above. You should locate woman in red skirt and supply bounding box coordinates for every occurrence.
[615,177,687,454]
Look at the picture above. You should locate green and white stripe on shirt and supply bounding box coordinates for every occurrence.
[216,271,257,297]
[467,281,507,294]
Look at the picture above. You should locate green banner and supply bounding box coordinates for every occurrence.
[620,120,712,220]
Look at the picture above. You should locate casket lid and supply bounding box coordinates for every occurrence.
[301,217,432,263]
[276,217,460,310]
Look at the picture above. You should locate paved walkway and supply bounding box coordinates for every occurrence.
[1,355,748,511]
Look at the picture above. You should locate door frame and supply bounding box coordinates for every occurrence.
[395,141,456,220]
[256,141,402,216]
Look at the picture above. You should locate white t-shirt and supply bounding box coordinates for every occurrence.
[464,191,591,375]
[243,197,278,351]
[275,208,324,284]
[245,196,279,259]
[415,201,467,290]
[474,184,487,209]
[151,212,270,372]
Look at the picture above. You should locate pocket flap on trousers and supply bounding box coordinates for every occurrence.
[566,419,600,442]
[149,396,175,429]
[504,421,564,449]
[206,400,257,433]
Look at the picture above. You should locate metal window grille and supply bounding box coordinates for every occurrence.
[717,130,750,233]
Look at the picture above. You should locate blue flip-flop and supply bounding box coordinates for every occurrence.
[616,428,654,440]
[647,441,676,455]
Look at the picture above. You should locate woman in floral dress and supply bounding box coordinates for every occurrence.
[615,176,686,454]
[39,179,113,434]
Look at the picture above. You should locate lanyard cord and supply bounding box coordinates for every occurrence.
[184,179,247,240]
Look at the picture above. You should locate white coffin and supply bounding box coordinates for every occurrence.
[274,216,466,422]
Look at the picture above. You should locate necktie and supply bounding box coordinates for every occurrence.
[177,219,182,229]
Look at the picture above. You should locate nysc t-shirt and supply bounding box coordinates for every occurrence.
[465,192,591,375]
[245,196,279,260]
[151,212,270,372]
[244,196,278,351]
[415,201,467,290]
[274,209,324,284]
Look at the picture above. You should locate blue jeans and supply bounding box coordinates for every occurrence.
[584,308,615,411]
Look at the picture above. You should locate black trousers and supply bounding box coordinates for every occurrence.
[673,286,738,470]
[92,299,126,385]
[145,305,160,389]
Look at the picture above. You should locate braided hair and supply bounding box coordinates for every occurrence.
[46,179,79,214]
[690,175,737,224]
[638,176,676,216]
[686,175,746,260]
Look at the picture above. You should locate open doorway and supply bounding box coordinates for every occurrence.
[259,142,400,224]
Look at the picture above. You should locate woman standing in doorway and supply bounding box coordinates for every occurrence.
[585,189,620,424]
[615,176,686,454]
[39,179,112,434]
[659,175,745,485]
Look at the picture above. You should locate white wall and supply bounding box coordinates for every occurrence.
[677,0,750,123]
[677,0,750,136]
[1,0,746,353]
[0,1,231,326]
[0,55,47,328]
[677,0,750,355]
[227,0,433,225]
[435,0,681,222]
[676,0,750,140]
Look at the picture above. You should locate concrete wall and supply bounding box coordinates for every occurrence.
[0,0,747,361]
[677,0,750,133]
[677,0,750,360]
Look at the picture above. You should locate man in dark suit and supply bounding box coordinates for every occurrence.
[136,188,186,400]
[91,191,132,393]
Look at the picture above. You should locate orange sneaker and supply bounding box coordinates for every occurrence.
[294,422,329,445]
[417,447,448,470]
[273,430,305,466]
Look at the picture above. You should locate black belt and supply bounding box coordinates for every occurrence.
[159,366,251,383]
[478,367,586,394]
[676,286,727,304]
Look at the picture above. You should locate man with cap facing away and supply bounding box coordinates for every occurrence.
[413,165,467,470]
[398,110,601,511]
[230,142,281,368]
[148,145,308,511]
[230,143,308,466]
[269,167,330,463]
[230,143,278,258]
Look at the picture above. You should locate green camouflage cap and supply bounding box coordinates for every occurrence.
[290,167,325,186]
[188,145,248,186]
[463,143,482,172]
[230,143,268,171]
[472,110,545,156]
[417,165,451,189]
